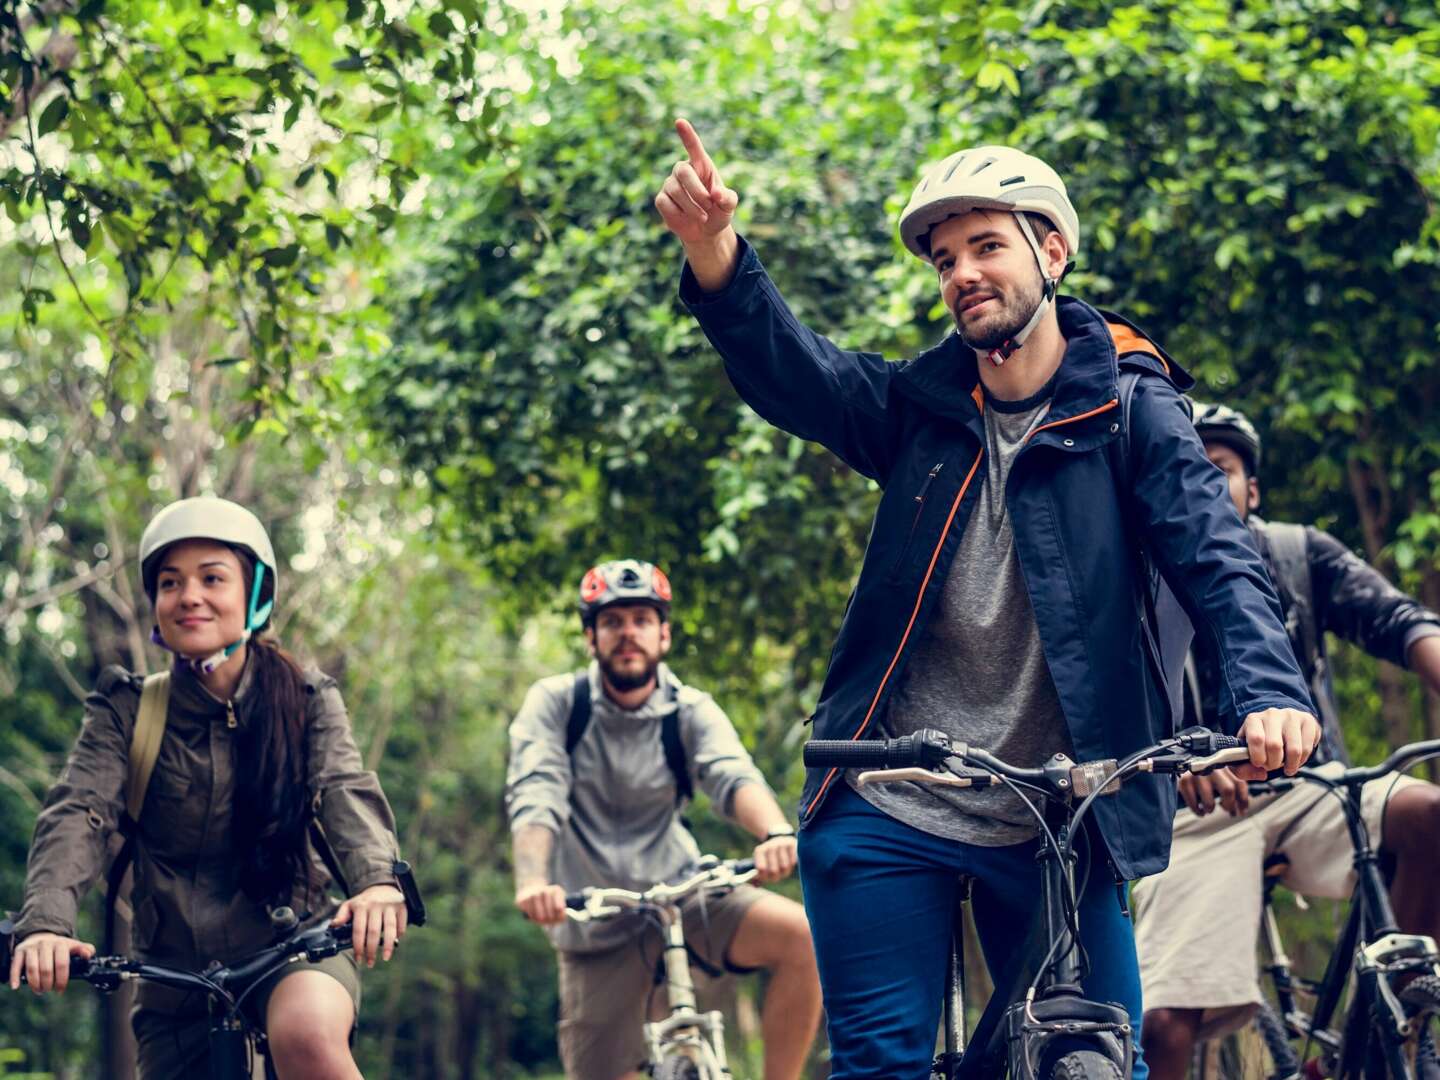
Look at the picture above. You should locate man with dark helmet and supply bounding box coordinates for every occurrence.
[1134,403,1440,1079]
[504,559,820,1080]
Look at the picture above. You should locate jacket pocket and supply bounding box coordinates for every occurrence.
[890,461,945,577]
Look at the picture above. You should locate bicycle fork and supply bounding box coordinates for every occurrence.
[644,905,732,1077]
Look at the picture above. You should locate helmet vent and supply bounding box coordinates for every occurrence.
[964,156,997,178]
[998,175,1026,187]
[940,154,973,183]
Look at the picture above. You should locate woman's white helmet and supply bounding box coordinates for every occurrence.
[139,496,278,673]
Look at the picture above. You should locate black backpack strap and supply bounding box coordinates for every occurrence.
[1257,520,1318,672]
[660,682,692,806]
[1252,519,1346,761]
[565,671,592,753]
[309,791,353,900]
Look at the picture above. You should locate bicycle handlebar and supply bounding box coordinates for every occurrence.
[803,727,1251,799]
[3,859,427,997]
[1246,736,1440,797]
[564,858,759,921]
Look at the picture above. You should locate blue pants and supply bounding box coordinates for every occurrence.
[798,783,1148,1079]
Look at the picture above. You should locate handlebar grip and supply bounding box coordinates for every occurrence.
[565,894,587,909]
[731,859,756,874]
[393,860,427,928]
[804,737,921,768]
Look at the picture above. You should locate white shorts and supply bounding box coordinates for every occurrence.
[1132,762,1423,1040]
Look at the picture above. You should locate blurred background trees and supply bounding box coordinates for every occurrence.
[2,0,1438,1074]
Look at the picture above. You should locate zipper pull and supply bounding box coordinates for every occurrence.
[915,461,944,503]
[226,700,237,729]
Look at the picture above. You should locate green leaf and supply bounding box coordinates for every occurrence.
[36,94,69,137]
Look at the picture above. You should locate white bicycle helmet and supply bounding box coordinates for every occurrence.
[899,146,1080,365]
[139,496,278,673]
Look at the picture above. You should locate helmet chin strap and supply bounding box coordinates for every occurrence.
[152,565,275,677]
[978,212,1059,368]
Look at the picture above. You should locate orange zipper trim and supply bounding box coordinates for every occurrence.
[1025,398,1118,443]
[804,447,986,817]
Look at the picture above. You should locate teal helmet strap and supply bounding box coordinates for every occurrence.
[246,562,273,633]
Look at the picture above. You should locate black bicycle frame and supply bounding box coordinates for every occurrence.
[949,806,1133,1080]
[1260,767,1438,1079]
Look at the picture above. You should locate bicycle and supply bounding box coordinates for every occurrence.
[803,726,1256,1080]
[0,860,427,1080]
[1201,739,1440,1079]
[563,854,759,1080]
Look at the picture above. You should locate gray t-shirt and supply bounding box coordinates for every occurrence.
[505,662,769,953]
[852,381,1074,846]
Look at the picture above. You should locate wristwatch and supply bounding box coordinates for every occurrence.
[763,825,796,842]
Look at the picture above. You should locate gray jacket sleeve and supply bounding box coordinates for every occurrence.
[678,686,768,820]
[505,675,574,836]
[306,672,401,895]
[14,677,135,940]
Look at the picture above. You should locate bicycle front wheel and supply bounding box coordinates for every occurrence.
[652,1055,702,1080]
[1253,999,1301,1079]
[1044,1049,1123,1080]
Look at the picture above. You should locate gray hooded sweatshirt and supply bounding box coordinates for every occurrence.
[505,662,768,953]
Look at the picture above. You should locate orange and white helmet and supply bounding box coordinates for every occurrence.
[578,559,673,627]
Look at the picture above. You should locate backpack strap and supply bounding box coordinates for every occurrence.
[106,670,170,952]
[565,671,593,753]
[126,672,172,825]
[308,793,353,900]
[1257,520,1318,672]
[660,683,693,806]
[1251,518,1347,762]
[565,671,691,805]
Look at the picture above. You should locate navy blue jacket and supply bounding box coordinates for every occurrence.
[681,238,1314,879]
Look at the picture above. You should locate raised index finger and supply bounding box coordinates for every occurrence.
[675,118,709,167]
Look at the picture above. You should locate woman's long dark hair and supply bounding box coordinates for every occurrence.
[230,551,316,906]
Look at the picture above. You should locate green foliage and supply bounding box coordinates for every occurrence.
[4,0,1440,1074]
[0,0,501,436]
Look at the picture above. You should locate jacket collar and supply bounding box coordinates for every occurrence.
[168,651,257,721]
[893,296,1190,425]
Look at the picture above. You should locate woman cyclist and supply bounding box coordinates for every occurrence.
[7,496,408,1079]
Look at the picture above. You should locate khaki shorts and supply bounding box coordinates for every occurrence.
[1132,762,1422,1040]
[133,951,361,1080]
[557,883,766,1080]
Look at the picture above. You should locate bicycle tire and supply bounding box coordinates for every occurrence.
[1254,999,1301,1079]
[1043,1049,1123,1080]
[652,1055,702,1080]
[1403,975,1440,1017]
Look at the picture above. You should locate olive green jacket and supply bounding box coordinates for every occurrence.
[15,658,400,970]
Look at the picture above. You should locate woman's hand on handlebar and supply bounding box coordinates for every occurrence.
[515,881,569,925]
[9,932,95,993]
[332,883,407,968]
[752,835,798,883]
